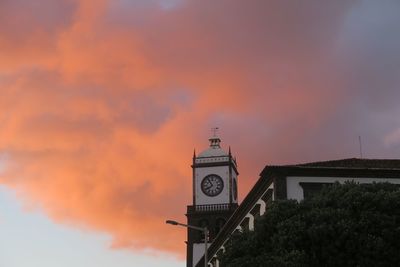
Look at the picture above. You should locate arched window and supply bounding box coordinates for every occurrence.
[198,219,209,241]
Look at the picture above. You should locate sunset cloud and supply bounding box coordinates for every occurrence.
[1,0,400,256]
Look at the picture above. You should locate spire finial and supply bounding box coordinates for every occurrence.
[193,149,196,158]
[209,127,221,148]
[211,127,219,137]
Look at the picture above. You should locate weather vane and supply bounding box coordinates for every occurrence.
[211,127,219,137]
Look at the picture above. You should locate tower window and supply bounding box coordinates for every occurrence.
[198,219,209,242]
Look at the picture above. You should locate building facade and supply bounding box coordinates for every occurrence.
[192,158,400,267]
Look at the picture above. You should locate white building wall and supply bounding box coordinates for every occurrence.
[286,176,400,201]
[193,242,209,267]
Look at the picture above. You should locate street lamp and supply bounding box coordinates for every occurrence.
[166,220,209,267]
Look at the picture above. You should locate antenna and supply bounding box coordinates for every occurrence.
[358,136,363,158]
[211,127,219,137]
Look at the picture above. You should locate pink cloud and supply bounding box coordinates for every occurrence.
[1,0,400,257]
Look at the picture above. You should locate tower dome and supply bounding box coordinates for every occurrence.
[197,135,228,157]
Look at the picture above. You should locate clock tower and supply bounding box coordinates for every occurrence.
[186,134,239,267]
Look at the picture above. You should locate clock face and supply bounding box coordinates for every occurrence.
[201,174,224,197]
[232,179,237,200]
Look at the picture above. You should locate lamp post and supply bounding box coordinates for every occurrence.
[166,220,208,267]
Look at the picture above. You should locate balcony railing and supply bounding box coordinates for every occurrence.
[187,203,238,213]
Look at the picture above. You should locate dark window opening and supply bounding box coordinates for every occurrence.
[215,218,226,235]
[299,182,333,199]
[198,219,209,242]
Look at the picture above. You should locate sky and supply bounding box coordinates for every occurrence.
[0,0,400,266]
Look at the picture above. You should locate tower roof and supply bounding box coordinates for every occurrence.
[197,135,228,157]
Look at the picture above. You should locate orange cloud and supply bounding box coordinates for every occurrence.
[1,0,400,257]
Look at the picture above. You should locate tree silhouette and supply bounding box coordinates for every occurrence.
[220,182,400,267]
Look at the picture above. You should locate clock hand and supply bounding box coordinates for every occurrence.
[212,183,218,190]
[211,180,218,189]
[203,184,213,190]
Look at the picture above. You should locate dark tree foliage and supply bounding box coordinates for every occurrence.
[220,182,400,267]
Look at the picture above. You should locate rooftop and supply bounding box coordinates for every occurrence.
[197,136,229,158]
[293,158,400,169]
